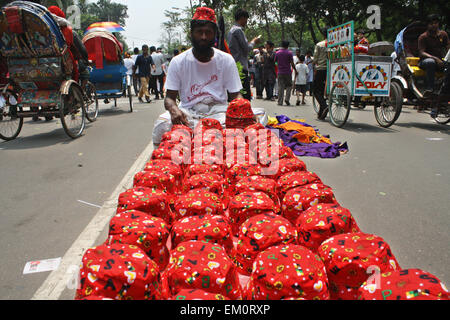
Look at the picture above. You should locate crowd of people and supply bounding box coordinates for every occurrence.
[249,45,314,106]
[123,45,171,103]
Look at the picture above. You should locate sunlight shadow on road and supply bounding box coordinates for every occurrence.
[395,122,450,135]
[338,120,398,133]
[0,126,90,150]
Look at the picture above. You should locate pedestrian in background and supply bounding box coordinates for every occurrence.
[227,8,261,100]
[313,29,329,119]
[305,50,314,96]
[294,55,309,106]
[133,44,155,103]
[275,40,297,106]
[262,40,276,101]
[123,52,135,97]
[254,45,265,99]
[150,46,166,100]
[293,48,301,82]
[131,47,140,96]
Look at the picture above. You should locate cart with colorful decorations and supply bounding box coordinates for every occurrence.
[314,21,403,128]
[0,1,96,141]
[82,29,133,112]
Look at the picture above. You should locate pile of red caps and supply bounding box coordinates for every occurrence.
[75,111,449,300]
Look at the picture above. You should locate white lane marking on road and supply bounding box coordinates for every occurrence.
[31,141,155,300]
[77,200,102,209]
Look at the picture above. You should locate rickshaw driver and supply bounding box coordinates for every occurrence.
[418,14,449,95]
[153,7,244,144]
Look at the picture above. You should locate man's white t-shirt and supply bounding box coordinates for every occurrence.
[165,48,243,110]
[151,52,165,76]
[295,63,309,85]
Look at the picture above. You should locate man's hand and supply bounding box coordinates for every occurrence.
[165,90,189,126]
[169,107,189,126]
[251,36,261,45]
[436,58,444,68]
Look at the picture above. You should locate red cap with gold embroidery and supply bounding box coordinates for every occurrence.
[226,98,257,129]
[192,7,217,24]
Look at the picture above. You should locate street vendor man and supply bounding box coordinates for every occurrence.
[152,6,267,145]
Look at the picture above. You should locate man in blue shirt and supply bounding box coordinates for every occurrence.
[133,45,156,103]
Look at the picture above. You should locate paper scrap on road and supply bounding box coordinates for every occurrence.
[23,258,61,275]
[77,200,102,209]
[426,138,444,141]
[379,192,387,196]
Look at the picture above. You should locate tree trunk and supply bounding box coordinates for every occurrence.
[260,0,272,41]
[308,19,318,44]
[289,20,305,49]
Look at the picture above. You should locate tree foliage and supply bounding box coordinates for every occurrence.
[162,0,448,55]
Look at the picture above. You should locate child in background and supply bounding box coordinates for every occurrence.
[294,55,309,106]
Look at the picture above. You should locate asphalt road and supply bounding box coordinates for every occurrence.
[0,91,448,300]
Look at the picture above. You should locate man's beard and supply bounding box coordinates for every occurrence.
[192,38,215,55]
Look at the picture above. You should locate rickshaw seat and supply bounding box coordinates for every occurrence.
[406,57,420,66]
[407,57,444,78]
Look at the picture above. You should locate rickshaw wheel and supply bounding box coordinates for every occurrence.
[127,85,133,112]
[312,94,320,115]
[374,82,403,128]
[60,85,86,139]
[329,81,351,128]
[85,81,99,122]
[0,103,23,141]
[432,106,450,125]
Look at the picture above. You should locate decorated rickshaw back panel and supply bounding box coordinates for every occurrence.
[8,56,64,90]
[0,2,66,58]
[0,2,74,107]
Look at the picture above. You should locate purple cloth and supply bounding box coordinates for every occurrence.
[266,116,349,159]
[275,49,293,75]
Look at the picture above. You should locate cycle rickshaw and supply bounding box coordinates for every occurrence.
[82,29,133,112]
[392,21,449,124]
[313,21,403,128]
[0,1,96,141]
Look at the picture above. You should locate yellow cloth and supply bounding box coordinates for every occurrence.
[274,121,332,144]
[267,116,278,126]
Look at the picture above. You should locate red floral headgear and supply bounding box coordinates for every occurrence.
[226,98,257,129]
[192,7,217,24]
